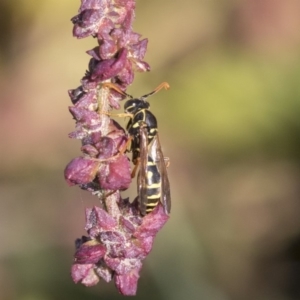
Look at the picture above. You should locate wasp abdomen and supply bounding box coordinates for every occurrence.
[144,157,161,214]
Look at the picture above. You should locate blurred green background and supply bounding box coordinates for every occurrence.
[1,0,300,299]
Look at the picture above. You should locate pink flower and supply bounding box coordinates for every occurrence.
[65,0,170,295]
[71,205,169,295]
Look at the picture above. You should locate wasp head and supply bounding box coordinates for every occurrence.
[124,99,150,114]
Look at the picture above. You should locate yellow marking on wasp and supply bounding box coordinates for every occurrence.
[148,195,161,200]
[147,202,159,207]
[147,183,161,189]
[147,171,154,178]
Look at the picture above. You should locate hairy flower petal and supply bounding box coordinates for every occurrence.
[81,144,99,157]
[75,241,106,264]
[86,206,118,231]
[64,157,101,186]
[114,267,141,296]
[79,0,107,12]
[90,48,128,81]
[72,10,103,38]
[71,264,99,286]
[134,205,169,239]
[97,155,131,190]
[95,264,113,282]
[69,106,101,127]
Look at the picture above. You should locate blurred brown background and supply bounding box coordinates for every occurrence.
[1,0,300,299]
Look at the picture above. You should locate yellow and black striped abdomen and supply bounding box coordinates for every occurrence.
[145,157,161,214]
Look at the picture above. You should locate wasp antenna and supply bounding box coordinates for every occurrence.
[154,82,170,92]
[102,82,133,98]
[141,82,170,100]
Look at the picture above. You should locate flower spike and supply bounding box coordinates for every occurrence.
[65,0,170,295]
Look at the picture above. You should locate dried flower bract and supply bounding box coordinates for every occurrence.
[65,0,169,295]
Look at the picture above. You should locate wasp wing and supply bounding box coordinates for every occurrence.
[137,125,149,216]
[151,134,171,215]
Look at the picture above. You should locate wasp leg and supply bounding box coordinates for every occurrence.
[101,82,133,98]
[118,135,132,155]
[99,111,134,119]
[90,136,132,163]
[131,158,140,178]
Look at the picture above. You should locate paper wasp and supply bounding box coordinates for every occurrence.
[102,82,171,216]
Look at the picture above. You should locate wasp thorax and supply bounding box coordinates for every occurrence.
[124,99,150,114]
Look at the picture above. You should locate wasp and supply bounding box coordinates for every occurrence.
[102,82,171,216]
